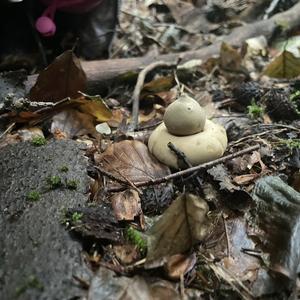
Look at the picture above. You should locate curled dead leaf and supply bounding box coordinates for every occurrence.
[146,193,210,268]
[29,50,86,102]
[111,189,142,221]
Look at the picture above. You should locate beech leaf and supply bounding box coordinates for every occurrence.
[146,193,210,268]
[263,50,300,78]
[29,50,87,102]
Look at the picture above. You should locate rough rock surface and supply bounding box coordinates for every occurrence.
[0,140,92,300]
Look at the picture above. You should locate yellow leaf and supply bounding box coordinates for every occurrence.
[263,50,300,78]
[73,94,112,122]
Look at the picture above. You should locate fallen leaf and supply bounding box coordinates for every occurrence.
[142,76,175,94]
[164,253,197,280]
[113,244,140,265]
[51,109,97,139]
[96,140,170,187]
[263,50,300,78]
[146,193,210,268]
[220,218,260,281]
[29,50,87,102]
[110,189,142,221]
[207,164,240,192]
[74,94,112,122]
[219,42,244,72]
[88,267,180,300]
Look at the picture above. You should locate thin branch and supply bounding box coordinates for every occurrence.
[129,60,179,131]
[94,166,142,194]
[108,144,260,192]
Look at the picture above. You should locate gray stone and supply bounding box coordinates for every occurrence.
[0,140,92,300]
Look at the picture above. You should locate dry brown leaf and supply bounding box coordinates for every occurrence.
[96,140,170,187]
[263,50,300,79]
[111,189,142,221]
[164,253,196,280]
[146,193,210,268]
[113,244,140,265]
[51,109,97,139]
[29,50,86,102]
[219,42,243,72]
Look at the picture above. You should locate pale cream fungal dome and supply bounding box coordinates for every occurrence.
[148,93,228,169]
[163,94,206,136]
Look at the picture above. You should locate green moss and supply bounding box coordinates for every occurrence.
[26,190,40,202]
[126,227,147,254]
[31,136,46,146]
[71,212,83,222]
[47,175,62,189]
[66,179,78,190]
[59,165,69,172]
[15,275,44,297]
[279,138,300,150]
[247,100,264,119]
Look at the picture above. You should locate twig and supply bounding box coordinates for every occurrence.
[228,128,286,147]
[0,122,16,140]
[108,145,260,192]
[222,213,231,258]
[94,166,142,194]
[129,60,179,131]
[168,142,202,187]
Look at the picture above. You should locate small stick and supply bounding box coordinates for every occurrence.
[0,122,16,140]
[129,60,179,131]
[168,142,202,187]
[222,213,231,258]
[108,144,260,192]
[94,166,142,194]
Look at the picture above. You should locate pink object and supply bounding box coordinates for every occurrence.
[35,0,103,37]
[35,16,56,36]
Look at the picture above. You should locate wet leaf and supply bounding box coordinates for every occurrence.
[96,140,170,187]
[29,50,87,102]
[110,189,142,221]
[88,268,180,300]
[220,218,260,281]
[146,193,210,268]
[263,50,300,78]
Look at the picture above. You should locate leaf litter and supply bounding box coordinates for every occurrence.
[2,1,300,299]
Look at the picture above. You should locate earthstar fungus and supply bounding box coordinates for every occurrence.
[148,94,228,168]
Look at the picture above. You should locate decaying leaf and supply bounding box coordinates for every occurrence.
[111,189,142,221]
[263,50,300,78]
[207,164,240,192]
[96,140,170,187]
[250,176,300,284]
[29,50,87,102]
[164,253,196,280]
[146,193,210,268]
[88,267,180,300]
[113,244,140,265]
[51,109,97,139]
[219,42,244,72]
[220,218,260,281]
